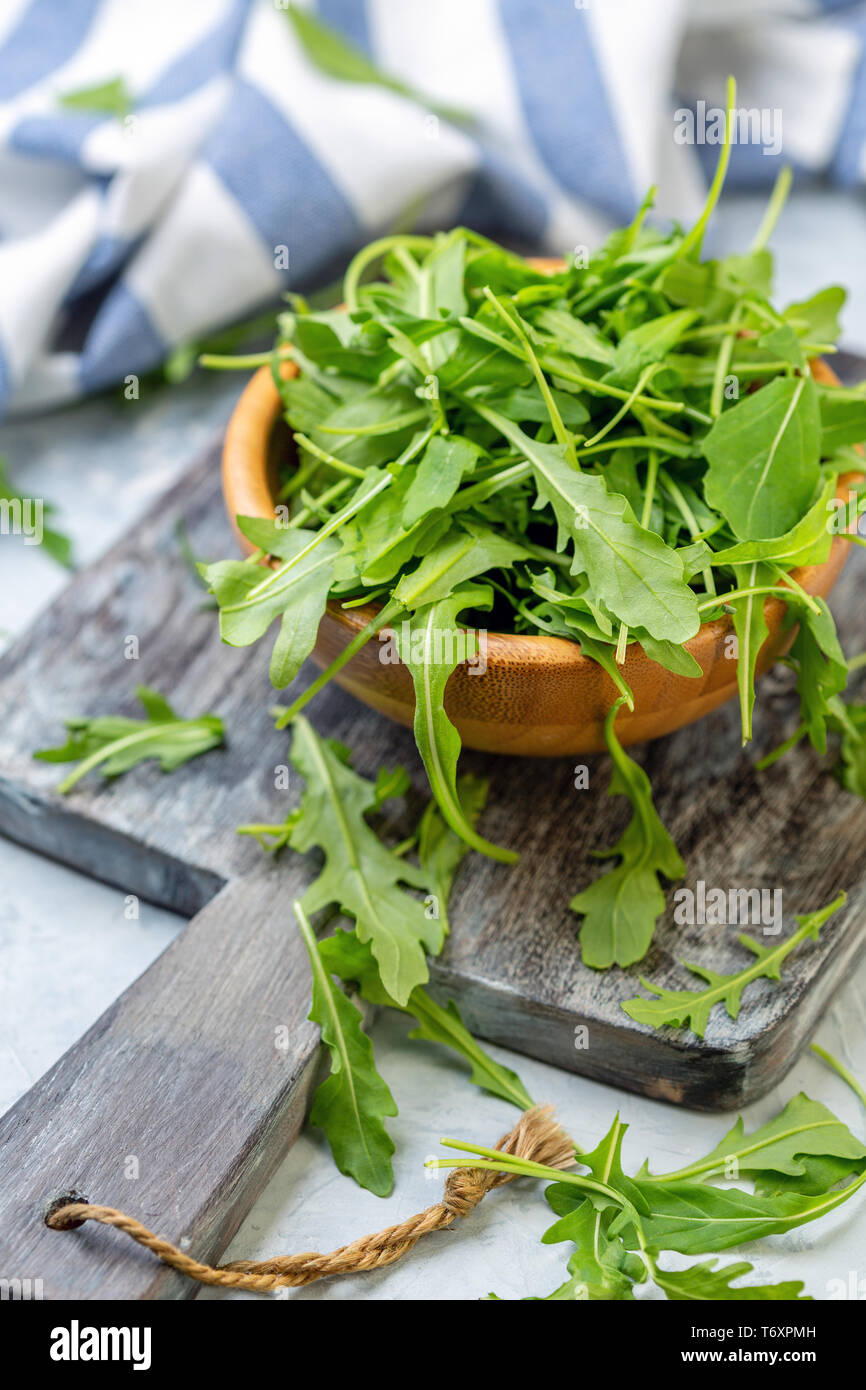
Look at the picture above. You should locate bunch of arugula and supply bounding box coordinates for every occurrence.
[433,1046,866,1301]
[200,75,866,968]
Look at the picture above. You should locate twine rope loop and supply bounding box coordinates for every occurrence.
[45,1105,573,1293]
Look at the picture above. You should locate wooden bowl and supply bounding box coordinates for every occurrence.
[222,355,856,754]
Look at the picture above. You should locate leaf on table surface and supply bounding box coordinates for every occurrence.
[652,1258,809,1301]
[534,1200,644,1301]
[34,685,224,794]
[294,902,397,1196]
[637,1092,866,1183]
[288,715,440,1005]
[318,926,533,1109]
[621,893,846,1036]
[571,699,684,968]
[0,456,73,569]
[621,1171,866,1255]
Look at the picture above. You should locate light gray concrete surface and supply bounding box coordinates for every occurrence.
[1,193,865,1301]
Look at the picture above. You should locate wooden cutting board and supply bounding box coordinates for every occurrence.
[0,432,864,1299]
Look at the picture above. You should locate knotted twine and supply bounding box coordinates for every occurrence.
[45,1104,574,1294]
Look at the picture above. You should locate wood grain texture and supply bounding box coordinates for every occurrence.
[0,436,865,1298]
[0,865,321,1299]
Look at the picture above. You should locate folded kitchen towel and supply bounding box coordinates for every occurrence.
[0,0,864,417]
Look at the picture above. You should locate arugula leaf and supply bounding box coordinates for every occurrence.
[536,1200,644,1300]
[708,474,835,571]
[728,560,772,743]
[435,1042,866,1300]
[473,406,700,642]
[650,1257,808,1301]
[703,376,821,540]
[622,1171,866,1255]
[819,387,866,452]
[392,524,527,609]
[789,597,849,755]
[201,525,339,687]
[416,773,488,933]
[638,1092,866,1183]
[605,308,699,389]
[318,927,532,1109]
[622,892,846,1036]
[34,686,224,794]
[288,715,439,1005]
[284,5,471,125]
[294,901,397,1196]
[402,435,480,527]
[784,286,845,345]
[571,698,684,968]
[0,457,73,569]
[394,584,517,863]
[58,75,132,119]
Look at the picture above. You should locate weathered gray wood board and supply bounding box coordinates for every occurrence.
[0,429,864,1297]
[0,865,322,1300]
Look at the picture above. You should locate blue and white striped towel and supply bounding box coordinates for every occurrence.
[1,0,865,418]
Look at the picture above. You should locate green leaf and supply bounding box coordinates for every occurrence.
[392,524,527,610]
[471,407,700,643]
[318,926,533,1109]
[531,308,614,365]
[784,286,845,344]
[755,1153,866,1197]
[652,1258,808,1301]
[571,699,685,968]
[729,561,772,743]
[284,3,471,125]
[202,529,339,689]
[624,1170,866,1255]
[790,597,849,755]
[58,75,132,119]
[34,686,224,794]
[416,773,488,932]
[639,1092,866,1183]
[605,309,699,389]
[408,993,533,1110]
[703,376,821,540]
[833,700,866,798]
[294,902,397,1196]
[402,434,480,527]
[0,456,73,568]
[535,1200,644,1300]
[288,715,440,1005]
[819,387,866,452]
[394,585,517,863]
[708,474,835,570]
[622,892,846,1036]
